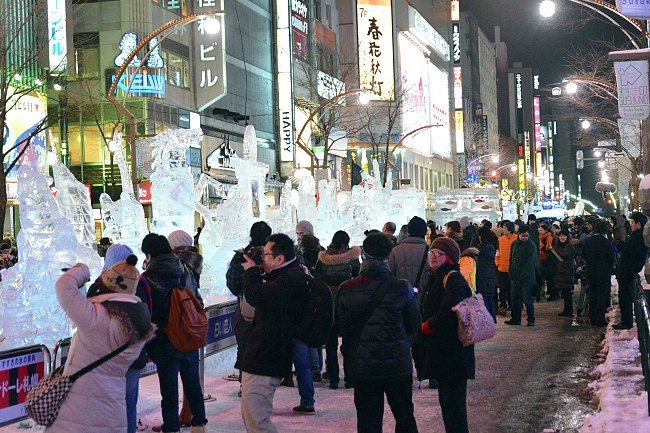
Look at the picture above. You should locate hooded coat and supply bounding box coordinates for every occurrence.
[315,246,361,298]
[46,265,154,433]
[388,237,430,289]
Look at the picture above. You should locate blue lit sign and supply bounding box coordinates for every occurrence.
[112,73,166,96]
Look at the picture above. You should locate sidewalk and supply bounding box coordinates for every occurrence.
[578,303,650,432]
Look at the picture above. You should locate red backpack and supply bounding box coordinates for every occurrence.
[165,286,208,352]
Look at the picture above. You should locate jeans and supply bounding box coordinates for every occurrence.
[438,378,469,433]
[125,367,141,433]
[511,284,535,324]
[497,271,511,308]
[292,338,315,408]
[482,294,497,323]
[309,346,322,376]
[324,332,340,386]
[354,376,418,433]
[154,349,207,431]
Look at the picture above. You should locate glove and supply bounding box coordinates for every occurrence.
[421,321,434,336]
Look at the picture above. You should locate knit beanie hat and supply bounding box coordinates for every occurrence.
[168,230,193,249]
[362,232,393,260]
[102,244,134,272]
[407,216,428,238]
[250,221,272,246]
[431,237,461,265]
[101,255,140,295]
[296,220,314,235]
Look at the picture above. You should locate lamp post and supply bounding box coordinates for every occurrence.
[295,88,372,172]
[106,11,225,193]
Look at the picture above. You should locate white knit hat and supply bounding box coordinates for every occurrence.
[167,230,193,249]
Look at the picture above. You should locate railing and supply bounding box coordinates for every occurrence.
[633,278,650,416]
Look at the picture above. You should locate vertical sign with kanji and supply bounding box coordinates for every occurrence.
[357,0,395,101]
[48,0,67,75]
[194,0,227,111]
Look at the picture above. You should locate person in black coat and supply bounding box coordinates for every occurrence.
[554,229,576,317]
[614,212,648,329]
[475,226,497,322]
[336,233,420,433]
[240,233,310,429]
[419,237,475,433]
[583,221,616,326]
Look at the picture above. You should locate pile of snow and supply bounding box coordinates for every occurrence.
[579,315,650,432]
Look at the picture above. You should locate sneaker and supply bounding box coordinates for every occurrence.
[293,405,315,415]
[504,320,521,325]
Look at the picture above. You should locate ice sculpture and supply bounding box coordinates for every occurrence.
[296,174,317,224]
[51,161,102,279]
[0,165,82,349]
[99,132,148,255]
[149,128,201,237]
[268,179,295,236]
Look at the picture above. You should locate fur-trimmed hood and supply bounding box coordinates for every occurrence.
[90,294,156,344]
[461,247,479,258]
[318,246,361,266]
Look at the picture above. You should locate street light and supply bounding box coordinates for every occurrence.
[467,153,499,170]
[539,0,556,18]
[581,119,591,129]
[565,81,578,94]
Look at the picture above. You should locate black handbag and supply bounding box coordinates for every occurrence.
[25,342,129,426]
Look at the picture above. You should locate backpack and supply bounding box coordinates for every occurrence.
[165,286,209,352]
[293,272,334,347]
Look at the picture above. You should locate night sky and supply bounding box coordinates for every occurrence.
[460,0,633,84]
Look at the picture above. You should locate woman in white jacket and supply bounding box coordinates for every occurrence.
[45,256,155,433]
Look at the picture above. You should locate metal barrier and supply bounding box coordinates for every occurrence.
[633,279,650,416]
[0,344,51,427]
[200,300,238,391]
[52,337,71,369]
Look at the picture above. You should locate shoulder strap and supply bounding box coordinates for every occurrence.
[443,270,458,289]
[69,342,130,382]
[414,245,429,288]
[349,278,393,348]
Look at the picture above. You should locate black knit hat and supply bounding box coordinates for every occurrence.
[362,232,393,260]
[407,216,428,238]
[430,237,461,265]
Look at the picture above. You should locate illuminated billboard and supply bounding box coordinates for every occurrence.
[428,62,451,158]
[48,0,67,75]
[357,0,395,101]
[534,96,541,151]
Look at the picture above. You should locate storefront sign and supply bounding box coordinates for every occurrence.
[277,0,295,162]
[194,0,227,111]
[615,1,650,19]
[139,181,152,205]
[614,60,649,119]
[452,23,461,65]
[453,66,463,109]
[357,0,395,101]
[291,0,309,62]
[48,0,67,75]
[455,110,464,153]
[451,0,460,21]
[3,90,47,180]
[0,347,46,427]
[408,7,449,61]
[534,96,542,151]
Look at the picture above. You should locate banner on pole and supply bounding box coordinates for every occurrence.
[615,1,650,19]
[614,60,650,119]
[618,118,641,158]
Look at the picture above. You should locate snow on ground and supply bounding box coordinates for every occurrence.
[579,308,650,433]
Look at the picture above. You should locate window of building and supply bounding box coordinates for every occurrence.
[152,0,188,16]
[74,33,100,79]
[161,51,190,89]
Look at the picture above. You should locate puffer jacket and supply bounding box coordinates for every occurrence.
[142,253,200,359]
[539,231,556,262]
[476,242,496,296]
[388,236,430,289]
[241,259,309,377]
[509,238,538,287]
[315,246,361,298]
[553,240,575,291]
[418,263,475,381]
[46,265,154,433]
[336,260,421,380]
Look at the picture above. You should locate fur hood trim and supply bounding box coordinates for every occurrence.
[174,245,203,276]
[318,246,361,266]
[461,247,479,258]
[92,294,156,343]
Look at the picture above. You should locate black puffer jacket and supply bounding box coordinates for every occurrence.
[142,253,200,358]
[241,259,308,377]
[553,240,575,291]
[315,246,361,298]
[336,260,421,380]
[476,242,496,296]
[583,234,616,286]
[419,263,475,381]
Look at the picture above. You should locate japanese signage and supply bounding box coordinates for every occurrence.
[453,66,463,109]
[452,23,461,65]
[534,96,542,151]
[615,1,650,19]
[357,0,395,101]
[3,90,47,180]
[317,71,345,100]
[455,110,464,153]
[614,60,649,119]
[277,0,295,162]
[139,181,152,205]
[194,0,227,111]
[451,0,460,21]
[408,7,449,62]
[0,347,45,426]
[291,0,309,62]
[205,301,237,357]
[48,0,67,75]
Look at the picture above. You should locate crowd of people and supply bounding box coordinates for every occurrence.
[45,210,648,433]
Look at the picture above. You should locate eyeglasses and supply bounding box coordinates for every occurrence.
[428,251,446,257]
